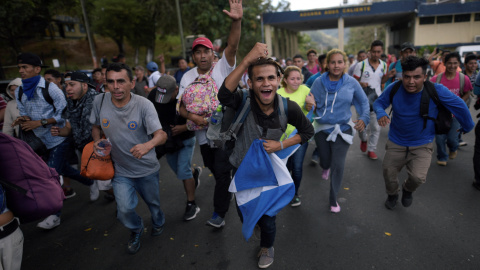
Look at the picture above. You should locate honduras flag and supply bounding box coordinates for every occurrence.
[229,139,297,241]
[228,107,315,240]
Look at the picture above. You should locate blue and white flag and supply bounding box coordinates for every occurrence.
[229,139,296,240]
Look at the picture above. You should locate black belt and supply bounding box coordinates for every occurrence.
[0,218,19,239]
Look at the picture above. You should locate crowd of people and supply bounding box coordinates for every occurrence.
[1,0,480,269]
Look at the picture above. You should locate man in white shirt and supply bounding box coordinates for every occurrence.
[177,0,242,228]
[146,55,166,94]
[354,40,395,160]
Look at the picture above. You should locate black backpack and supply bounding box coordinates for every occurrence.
[389,80,452,134]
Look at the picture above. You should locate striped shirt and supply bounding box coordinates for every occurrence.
[16,77,67,149]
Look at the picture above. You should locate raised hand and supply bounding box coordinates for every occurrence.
[223,0,243,21]
[244,43,269,64]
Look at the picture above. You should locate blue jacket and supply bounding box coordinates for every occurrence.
[374,81,475,147]
[310,73,370,133]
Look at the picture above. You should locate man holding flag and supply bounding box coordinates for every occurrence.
[218,43,314,269]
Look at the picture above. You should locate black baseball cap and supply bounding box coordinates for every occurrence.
[154,75,177,104]
[401,42,415,52]
[65,71,94,88]
[17,52,49,68]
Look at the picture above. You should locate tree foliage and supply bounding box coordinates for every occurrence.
[0,0,52,58]
[345,25,386,55]
[180,0,290,59]
[1,0,291,65]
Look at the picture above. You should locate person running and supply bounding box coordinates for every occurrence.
[292,54,312,84]
[131,66,149,98]
[12,53,95,230]
[90,63,168,254]
[430,52,473,166]
[310,49,370,213]
[148,75,202,221]
[384,42,416,88]
[353,40,395,160]
[50,71,103,201]
[374,56,474,209]
[306,49,321,74]
[3,78,21,137]
[177,0,243,228]
[473,72,480,191]
[0,173,24,270]
[277,66,314,207]
[173,58,191,85]
[218,43,313,269]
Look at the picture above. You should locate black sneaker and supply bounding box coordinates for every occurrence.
[151,225,164,236]
[401,189,413,207]
[193,167,202,188]
[104,193,115,201]
[127,227,143,254]
[385,194,398,210]
[290,195,301,207]
[184,203,200,221]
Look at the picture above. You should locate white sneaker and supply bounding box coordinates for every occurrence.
[37,215,61,229]
[90,180,100,201]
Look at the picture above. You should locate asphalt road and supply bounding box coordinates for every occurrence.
[20,110,480,270]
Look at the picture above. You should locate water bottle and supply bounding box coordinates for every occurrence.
[210,105,223,125]
[96,138,112,156]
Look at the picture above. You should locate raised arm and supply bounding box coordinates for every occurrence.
[222,0,243,67]
[224,42,268,92]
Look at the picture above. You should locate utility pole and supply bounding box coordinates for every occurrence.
[80,0,98,68]
[175,0,186,59]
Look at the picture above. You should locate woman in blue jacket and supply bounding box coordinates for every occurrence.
[310,49,370,213]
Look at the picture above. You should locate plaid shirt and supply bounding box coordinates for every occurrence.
[16,77,67,149]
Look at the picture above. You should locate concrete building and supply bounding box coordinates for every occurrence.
[262,0,480,58]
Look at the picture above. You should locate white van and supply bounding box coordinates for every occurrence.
[455,45,480,62]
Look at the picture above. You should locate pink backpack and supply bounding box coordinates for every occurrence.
[0,134,64,223]
[177,63,219,130]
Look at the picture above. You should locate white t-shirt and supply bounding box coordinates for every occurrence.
[353,59,387,96]
[148,71,161,87]
[177,56,235,145]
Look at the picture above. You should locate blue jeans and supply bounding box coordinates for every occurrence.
[47,138,93,186]
[166,137,196,180]
[112,171,165,233]
[286,143,308,195]
[236,203,276,248]
[435,117,460,162]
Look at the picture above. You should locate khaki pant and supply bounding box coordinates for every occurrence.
[383,140,433,195]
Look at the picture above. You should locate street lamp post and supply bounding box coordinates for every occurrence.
[175,0,186,59]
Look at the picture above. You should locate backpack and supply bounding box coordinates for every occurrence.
[360,60,387,110]
[389,80,452,134]
[177,64,219,131]
[435,72,465,96]
[206,89,288,150]
[0,133,64,223]
[18,81,54,108]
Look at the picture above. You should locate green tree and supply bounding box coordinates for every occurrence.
[345,25,386,55]
[0,0,52,58]
[92,0,146,54]
[179,0,289,59]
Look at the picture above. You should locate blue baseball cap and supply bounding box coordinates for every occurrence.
[146,62,158,72]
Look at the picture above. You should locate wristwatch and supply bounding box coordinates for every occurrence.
[41,119,48,128]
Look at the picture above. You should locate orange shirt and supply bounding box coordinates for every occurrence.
[432,60,462,75]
